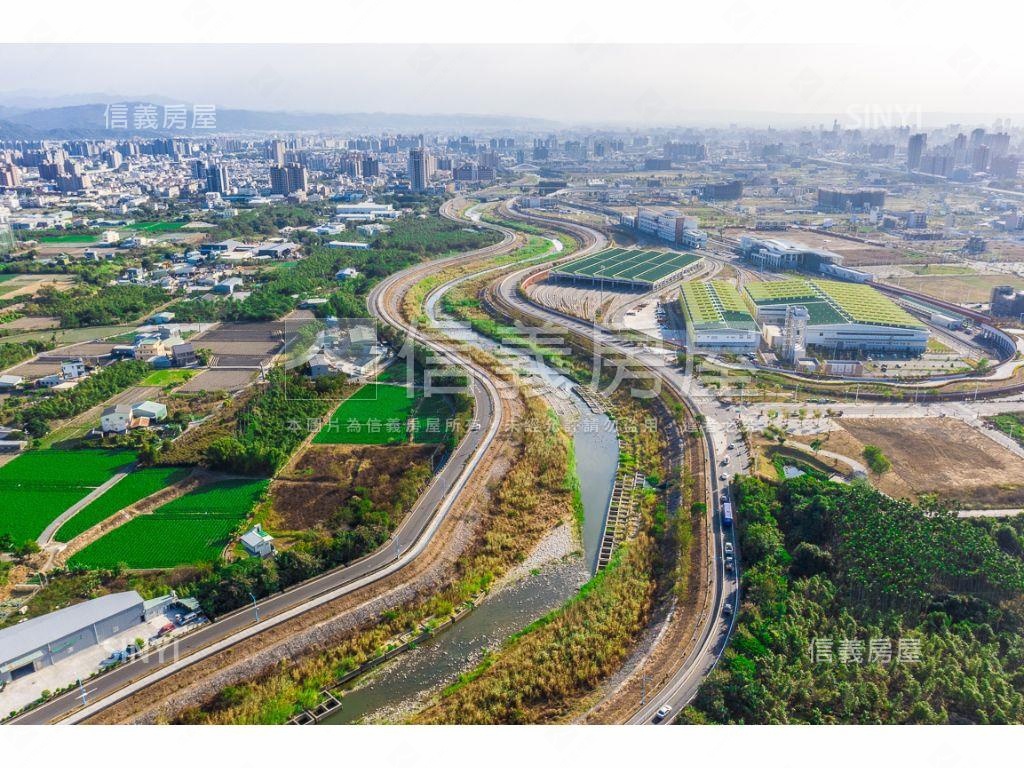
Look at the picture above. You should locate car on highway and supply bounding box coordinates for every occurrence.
[727,442,735,449]
[723,603,734,617]
[654,704,673,722]
[725,555,735,573]
[724,541,734,556]
[720,473,728,481]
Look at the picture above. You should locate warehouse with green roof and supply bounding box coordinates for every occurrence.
[743,277,929,354]
[679,280,760,352]
[551,247,704,291]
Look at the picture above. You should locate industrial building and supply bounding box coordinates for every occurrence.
[0,592,148,683]
[334,202,399,221]
[636,207,708,249]
[739,236,841,272]
[679,281,760,353]
[698,179,743,201]
[744,278,929,355]
[738,236,873,282]
[551,247,704,291]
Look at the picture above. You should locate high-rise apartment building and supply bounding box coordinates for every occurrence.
[268,139,286,166]
[206,164,230,194]
[907,133,927,170]
[270,162,308,195]
[408,147,431,191]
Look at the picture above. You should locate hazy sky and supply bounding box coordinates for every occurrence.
[1,44,1020,126]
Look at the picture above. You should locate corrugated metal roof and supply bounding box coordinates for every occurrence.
[0,591,143,665]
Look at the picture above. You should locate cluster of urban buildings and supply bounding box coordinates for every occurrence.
[906,128,1019,181]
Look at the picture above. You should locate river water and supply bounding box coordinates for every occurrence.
[320,260,618,724]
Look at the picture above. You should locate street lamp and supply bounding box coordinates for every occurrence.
[249,592,260,623]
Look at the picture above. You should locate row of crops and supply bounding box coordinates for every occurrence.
[53,466,190,543]
[312,382,453,446]
[68,478,269,570]
[0,449,136,544]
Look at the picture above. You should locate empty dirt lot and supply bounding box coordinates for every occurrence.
[189,322,287,367]
[824,417,1024,509]
[189,312,316,368]
[883,274,1024,305]
[0,316,60,331]
[176,368,257,392]
[0,273,75,299]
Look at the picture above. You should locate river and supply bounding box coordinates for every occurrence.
[320,252,618,723]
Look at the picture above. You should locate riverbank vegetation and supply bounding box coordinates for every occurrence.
[174,384,576,724]
[413,535,655,723]
[409,394,665,724]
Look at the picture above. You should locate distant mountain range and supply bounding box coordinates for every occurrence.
[3,95,1017,138]
[0,100,560,139]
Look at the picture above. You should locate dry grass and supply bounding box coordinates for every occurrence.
[825,417,1024,509]
[885,274,1024,304]
[269,444,436,531]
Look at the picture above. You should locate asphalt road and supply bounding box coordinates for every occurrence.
[10,210,514,726]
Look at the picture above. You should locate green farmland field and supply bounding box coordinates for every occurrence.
[125,221,187,233]
[0,449,135,485]
[141,368,195,387]
[35,233,98,244]
[68,477,269,569]
[0,488,100,544]
[0,449,137,545]
[54,466,190,543]
[313,383,453,445]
